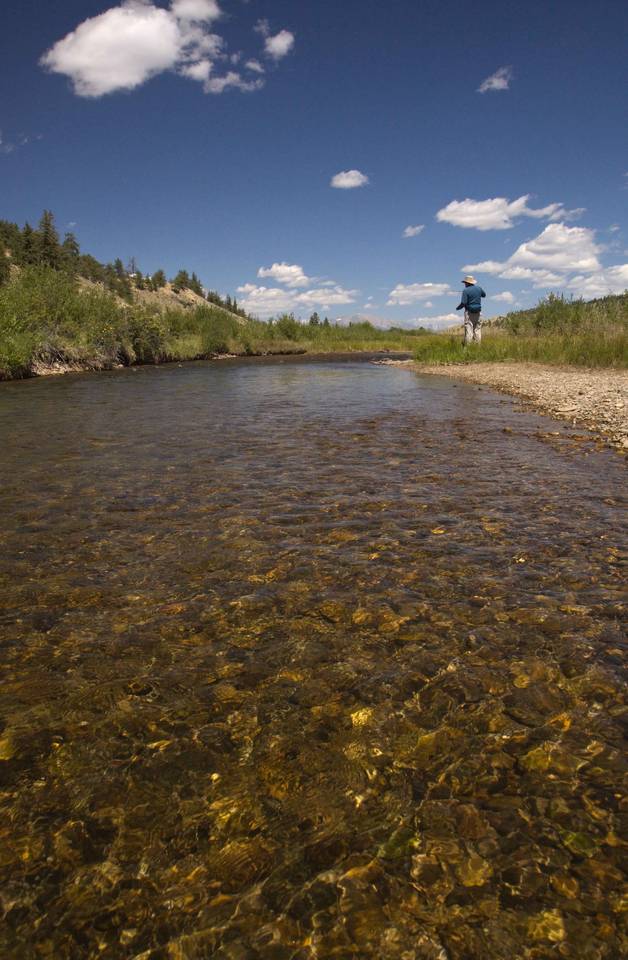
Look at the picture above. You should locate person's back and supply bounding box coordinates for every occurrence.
[462,283,485,313]
[456,275,486,345]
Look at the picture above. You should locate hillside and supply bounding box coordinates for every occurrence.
[76,275,246,324]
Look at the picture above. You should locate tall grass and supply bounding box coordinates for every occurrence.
[0,267,421,380]
[414,293,628,369]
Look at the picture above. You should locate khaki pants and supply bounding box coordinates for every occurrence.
[464,310,482,345]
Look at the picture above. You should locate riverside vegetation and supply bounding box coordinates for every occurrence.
[413,293,628,368]
[0,212,425,380]
[2,212,626,380]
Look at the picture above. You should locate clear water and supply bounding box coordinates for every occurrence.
[0,358,625,959]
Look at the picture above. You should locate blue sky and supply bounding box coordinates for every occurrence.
[1,0,627,327]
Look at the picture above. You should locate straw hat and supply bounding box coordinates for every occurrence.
[462,275,476,285]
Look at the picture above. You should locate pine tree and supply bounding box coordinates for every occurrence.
[114,258,126,279]
[0,220,22,258]
[189,271,204,296]
[309,312,320,326]
[0,254,10,286]
[134,269,145,290]
[37,210,61,268]
[78,254,106,283]
[150,269,166,290]
[172,269,190,292]
[61,232,80,274]
[20,223,38,266]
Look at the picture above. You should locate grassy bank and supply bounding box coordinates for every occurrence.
[0,267,422,380]
[414,293,628,368]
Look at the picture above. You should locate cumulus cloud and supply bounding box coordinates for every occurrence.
[331,170,369,190]
[264,30,295,60]
[403,225,425,238]
[257,262,311,288]
[171,0,221,21]
[237,262,357,317]
[237,283,357,317]
[566,264,628,298]
[436,195,584,231]
[477,66,512,93]
[204,71,263,94]
[41,2,183,97]
[465,224,602,280]
[387,282,453,306]
[491,291,515,303]
[40,1,293,97]
[179,59,212,81]
[463,223,628,294]
[253,18,294,60]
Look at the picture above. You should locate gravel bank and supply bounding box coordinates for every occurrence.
[415,362,628,451]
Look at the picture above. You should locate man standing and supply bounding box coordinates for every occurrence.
[456,275,486,345]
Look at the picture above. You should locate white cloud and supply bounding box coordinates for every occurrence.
[477,66,512,93]
[331,169,369,190]
[403,224,425,238]
[237,283,357,317]
[40,1,291,97]
[264,30,295,60]
[238,262,357,317]
[462,223,628,294]
[41,2,183,97]
[436,195,584,231]
[204,71,263,94]
[180,58,212,81]
[170,0,221,21]
[257,262,311,288]
[566,264,628,298]
[491,291,515,303]
[387,282,453,306]
[468,223,601,274]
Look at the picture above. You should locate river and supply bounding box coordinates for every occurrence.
[0,358,625,959]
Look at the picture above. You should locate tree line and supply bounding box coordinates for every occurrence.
[0,211,249,318]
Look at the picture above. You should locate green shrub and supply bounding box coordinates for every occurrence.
[414,293,628,368]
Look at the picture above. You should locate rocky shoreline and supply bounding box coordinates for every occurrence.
[414,361,628,452]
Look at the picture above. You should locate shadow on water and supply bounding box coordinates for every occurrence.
[0,358,626,959]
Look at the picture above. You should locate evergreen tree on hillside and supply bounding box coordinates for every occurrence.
[189,272,204,296]
[152,268,166,289]
[105,260,132,300]
[309,312,320,326]
[0,253,10,286]
[61,232,80,274]
[37,210,61,269]
[134,269,145,290]
[20,223,38,266]
[0,219,21,258]
[78,253,106,284]
[172,269,190,292]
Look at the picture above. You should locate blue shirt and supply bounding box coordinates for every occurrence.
[456,284,486,313]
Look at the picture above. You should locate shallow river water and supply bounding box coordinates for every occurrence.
[0,358,626,960]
